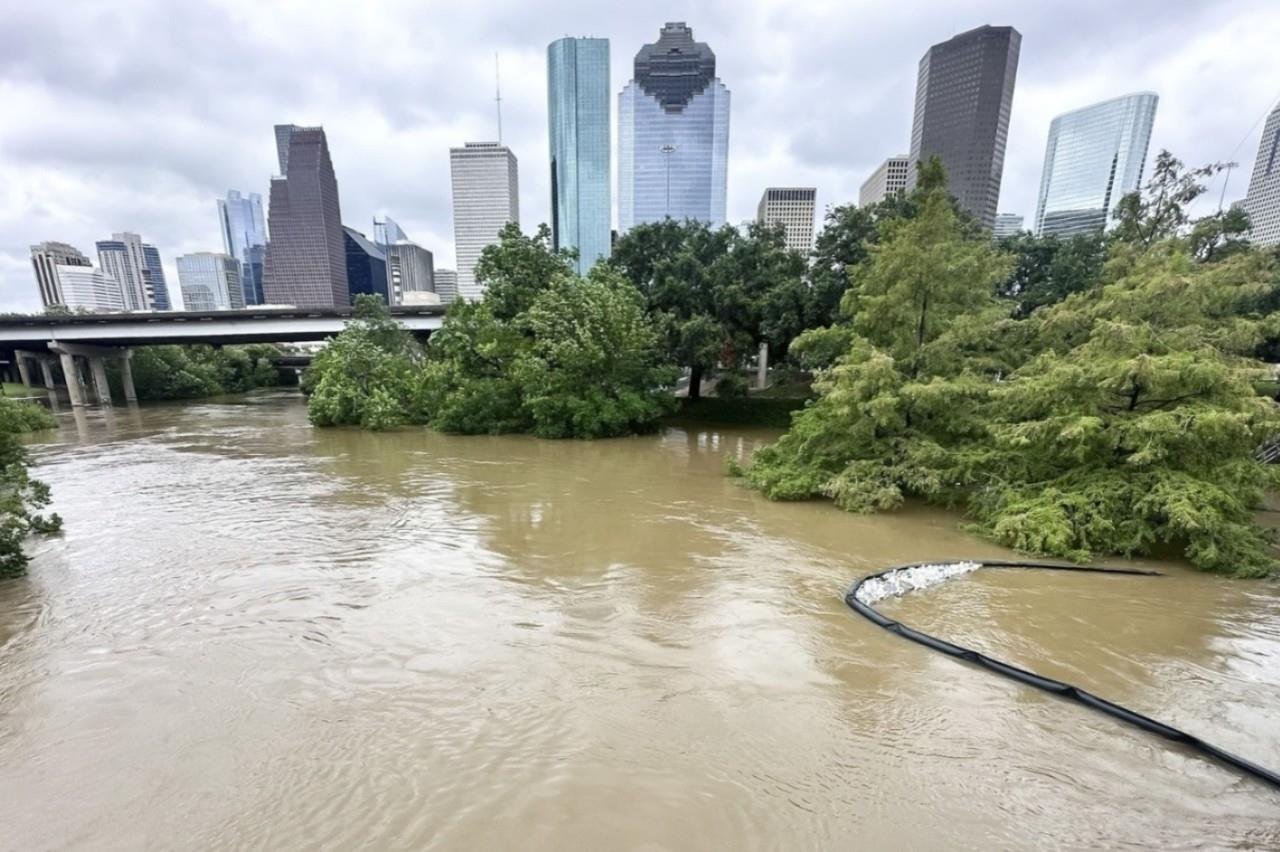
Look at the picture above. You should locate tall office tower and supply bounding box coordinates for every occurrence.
[55,266,125,312]
[96,232,151,311]
[1242,101,1280,246]
[756,188,817,253]
[548,36,612,274]
[434,269,459,304]
[618,22,730,231]
[993,213,1024,238]
[373,216,409,247]
[908,25,1021,229]
[218,190,268,305]
[141,244,171,310]
[449,142,519,301]
[859,156,911,206]
[343,227,389,304]
[30,241,90,307]
[176,253,244,311]
[262,124,349,307]
[1033,92,1158,237]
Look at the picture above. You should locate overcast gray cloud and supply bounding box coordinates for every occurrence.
[2,0,1278,311]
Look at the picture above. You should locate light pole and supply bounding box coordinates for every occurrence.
[660,144,677,217]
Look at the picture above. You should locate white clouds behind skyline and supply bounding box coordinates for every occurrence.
[1,0,1277,311]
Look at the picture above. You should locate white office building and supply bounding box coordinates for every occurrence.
[177,253,244,311]
[860,156,910,207]
[434,269,459,304]
[55,265,125,312]
[993,213,1024,238]
[1243,101,1280,247]
[449,142,519,301]
[31,241,91,307]
[756,188,816,253]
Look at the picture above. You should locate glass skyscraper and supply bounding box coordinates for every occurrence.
[142,244,171,310]
[1034,92,1158,237]
[342,227,389,304]
[618,22,729,231]
[548,37,611,274]
[909,25,1021,230]
[218,190,268,305]
[176,253,244,311]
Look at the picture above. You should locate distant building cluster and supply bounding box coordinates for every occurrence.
[28,19,1280,313]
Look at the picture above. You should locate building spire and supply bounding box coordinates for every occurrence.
[494,53,504,143]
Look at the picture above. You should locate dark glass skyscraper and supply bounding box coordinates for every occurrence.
[548,37,611,274]
[343,227,389,304]
[618,22,730,231]
[142,244,171,310]
[262,124,349,307]
[908,25,1021,230]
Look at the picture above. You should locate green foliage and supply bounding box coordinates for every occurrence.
[305,295,422,430]
[998,232,1107,317]
[1111,150,1234,248]
[309,234,675,440]
[124,344,284,401]
[737,169,1280,577]
[0,398,61,579]
[610,218,805,398]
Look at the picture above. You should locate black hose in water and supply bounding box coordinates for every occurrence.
[846,559,1280,791]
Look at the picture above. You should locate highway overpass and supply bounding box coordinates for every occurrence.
[0,305,446,348]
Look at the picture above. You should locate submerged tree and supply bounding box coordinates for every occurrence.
[0,399,62,578]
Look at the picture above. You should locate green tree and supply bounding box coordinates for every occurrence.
[1111,150,1232,248]
[305,295,423,430]
[0,398,62,578]
[976,248,1280,576]
[998,231,1107,317]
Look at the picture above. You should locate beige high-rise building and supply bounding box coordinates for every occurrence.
[859,156,910,207]
[449,142,519,302]
[756,188,816,253]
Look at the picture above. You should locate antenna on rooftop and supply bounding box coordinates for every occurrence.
[495,53,504,144]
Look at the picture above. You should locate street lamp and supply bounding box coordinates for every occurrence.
[660,144,678,217]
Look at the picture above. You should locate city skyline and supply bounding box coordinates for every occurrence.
[2,2,1279,310]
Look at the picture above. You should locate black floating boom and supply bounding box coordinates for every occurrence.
[846,559,1280,791]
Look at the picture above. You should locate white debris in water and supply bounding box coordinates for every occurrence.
[854,561,983,605]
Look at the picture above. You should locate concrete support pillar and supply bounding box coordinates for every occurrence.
[89,356,112,407]
[118,349,138,404]
[58,352,86,407]
[756,341,769,390]
[15,355,32,388]
[39,359,56,391]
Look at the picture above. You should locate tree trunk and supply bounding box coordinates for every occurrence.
[688,364,703,401]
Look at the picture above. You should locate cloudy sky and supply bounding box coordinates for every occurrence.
[2,0,1278,311]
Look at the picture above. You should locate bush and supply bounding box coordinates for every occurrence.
[0,398,61,578]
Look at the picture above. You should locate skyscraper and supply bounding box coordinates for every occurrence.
[262,124,349,307]
[908,25,1021,229]
[1033,92,1158,237]
[859,156,910,207]
[96,232,150,311]
[757,188,816,253]
[343,228,389,304]
[548,36,612,274]
[218,190,268,305]
[1243,102,1280,247]
[142,244,171,310]
[618,22,730,231]
[386,242,434,305]
[449,142,519,301]
[30,241,91,307]
[177,253,244,311]
[993,213,1025,238]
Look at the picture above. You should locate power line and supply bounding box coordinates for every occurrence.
[1217,91,1280,210]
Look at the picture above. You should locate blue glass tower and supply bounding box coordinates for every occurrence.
[618,22,730,232]
[548,37,611,274]
[218,190,268,305]
[342,227,389,304]
[142,244,171,310]
[1034,92,1158,237]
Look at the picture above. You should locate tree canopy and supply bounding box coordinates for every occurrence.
[0,398,62,578]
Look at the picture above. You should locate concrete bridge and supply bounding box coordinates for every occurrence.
[0,306,445,407]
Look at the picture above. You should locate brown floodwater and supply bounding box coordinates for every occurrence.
[1,391,1278,850]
